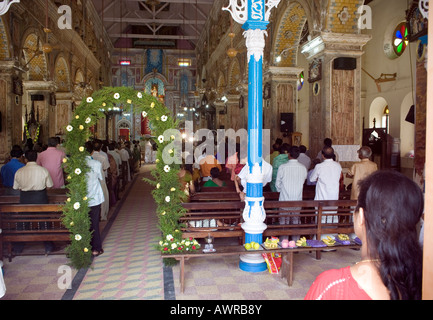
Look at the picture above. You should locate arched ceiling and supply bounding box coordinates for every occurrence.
[91,0,214,50]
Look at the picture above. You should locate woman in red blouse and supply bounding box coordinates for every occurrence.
[305,170,424,300]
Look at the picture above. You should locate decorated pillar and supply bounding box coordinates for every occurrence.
[224,0,280,273]
[300,32,371,162]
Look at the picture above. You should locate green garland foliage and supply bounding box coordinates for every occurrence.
[62,86,186,269]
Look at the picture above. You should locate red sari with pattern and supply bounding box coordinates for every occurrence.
[304,266,372,300]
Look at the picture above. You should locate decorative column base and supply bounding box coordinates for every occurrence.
[239,197,267,273]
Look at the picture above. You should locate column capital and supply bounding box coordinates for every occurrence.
[264,66,304,82]
[301,32,372,61]
[23,80,57,92]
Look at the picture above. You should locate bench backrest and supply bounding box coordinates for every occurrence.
[180,199,357,239]
[0,204,67,232]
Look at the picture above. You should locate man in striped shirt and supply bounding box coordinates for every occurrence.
[275,146,307,238]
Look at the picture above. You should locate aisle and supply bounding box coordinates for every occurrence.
[69,165,165,300]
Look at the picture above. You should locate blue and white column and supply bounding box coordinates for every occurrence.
[224,0,280,273]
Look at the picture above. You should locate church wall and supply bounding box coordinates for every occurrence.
[361,0,420,174]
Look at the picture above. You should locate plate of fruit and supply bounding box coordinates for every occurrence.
[262,237,280,249]
[335,234,351,245]
[280,239,297,248]
[244,241,262,251]
[295,237,310,247]
[322,236,336,246]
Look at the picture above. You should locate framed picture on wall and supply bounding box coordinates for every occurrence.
[406,1,428,42]
[308,59,322,83]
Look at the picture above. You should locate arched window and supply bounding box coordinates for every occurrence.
[382,105,390,132]
[393,22,409,57]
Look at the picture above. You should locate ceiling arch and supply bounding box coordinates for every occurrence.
[22,33,48,81]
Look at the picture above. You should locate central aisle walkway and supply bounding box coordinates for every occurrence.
[69,165,164,300]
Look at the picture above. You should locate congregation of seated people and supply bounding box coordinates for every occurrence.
[0,137,141,255]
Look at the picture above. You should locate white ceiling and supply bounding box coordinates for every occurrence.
[91,0,214,50]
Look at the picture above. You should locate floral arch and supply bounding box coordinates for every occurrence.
[62,86,186,269]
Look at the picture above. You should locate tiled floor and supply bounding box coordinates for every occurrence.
[0,164,361,300]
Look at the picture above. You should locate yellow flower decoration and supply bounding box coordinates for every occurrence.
[127,99,132,104]
[79,125,84,130]
[75,115,80,119]
[170,187,176,192]
[63,158,67,163]
[150,102,155,108]
[83,248,89,253]
[79,146,84,152]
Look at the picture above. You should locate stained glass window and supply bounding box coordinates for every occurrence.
[393,22,409,57]
[297,72,304,91]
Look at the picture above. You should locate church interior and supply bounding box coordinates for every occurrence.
[0,0,432,300]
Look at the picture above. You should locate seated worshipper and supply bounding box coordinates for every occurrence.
[316,138,339,162]
[346,146,378,200]
[269,143,280,165]
[225,143,240,182]
[270,143,290,192]
[178,163,196,201]
[305,170,424,300]
[203,167,227,187]
[236,159,272,201]
[199,151,222,182]
[275,146,307,232]
[13,150,54,253]
[36,137,66,188]
[1,146,25,195]
[85,141,105,257]
[298,145,312,170]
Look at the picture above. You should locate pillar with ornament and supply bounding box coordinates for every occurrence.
[223,0,281,273]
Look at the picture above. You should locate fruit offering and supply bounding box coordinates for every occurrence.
[322,236,336,246]
[296,237,308,247]
[281,239,289,248]
[338,234,350,241]
[245,241,261,250]
[264,237,279,249]
[288,241,296,248]
[336,233,351,245]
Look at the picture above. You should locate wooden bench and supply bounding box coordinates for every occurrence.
[0,204,70,262]
[180,201,244,240]
[0,189,68,204]
[169,199,359,292]
[162,242,361,293]
[189,191,280,202]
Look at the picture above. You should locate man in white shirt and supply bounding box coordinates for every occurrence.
[236,159,272,201]
[85,141,105,257]
[91,140,110,220]
[316,138,339,162]
[309,146,342,240]
[309,146,342,201]
[13,150,54,253]
[275,146,307,230]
